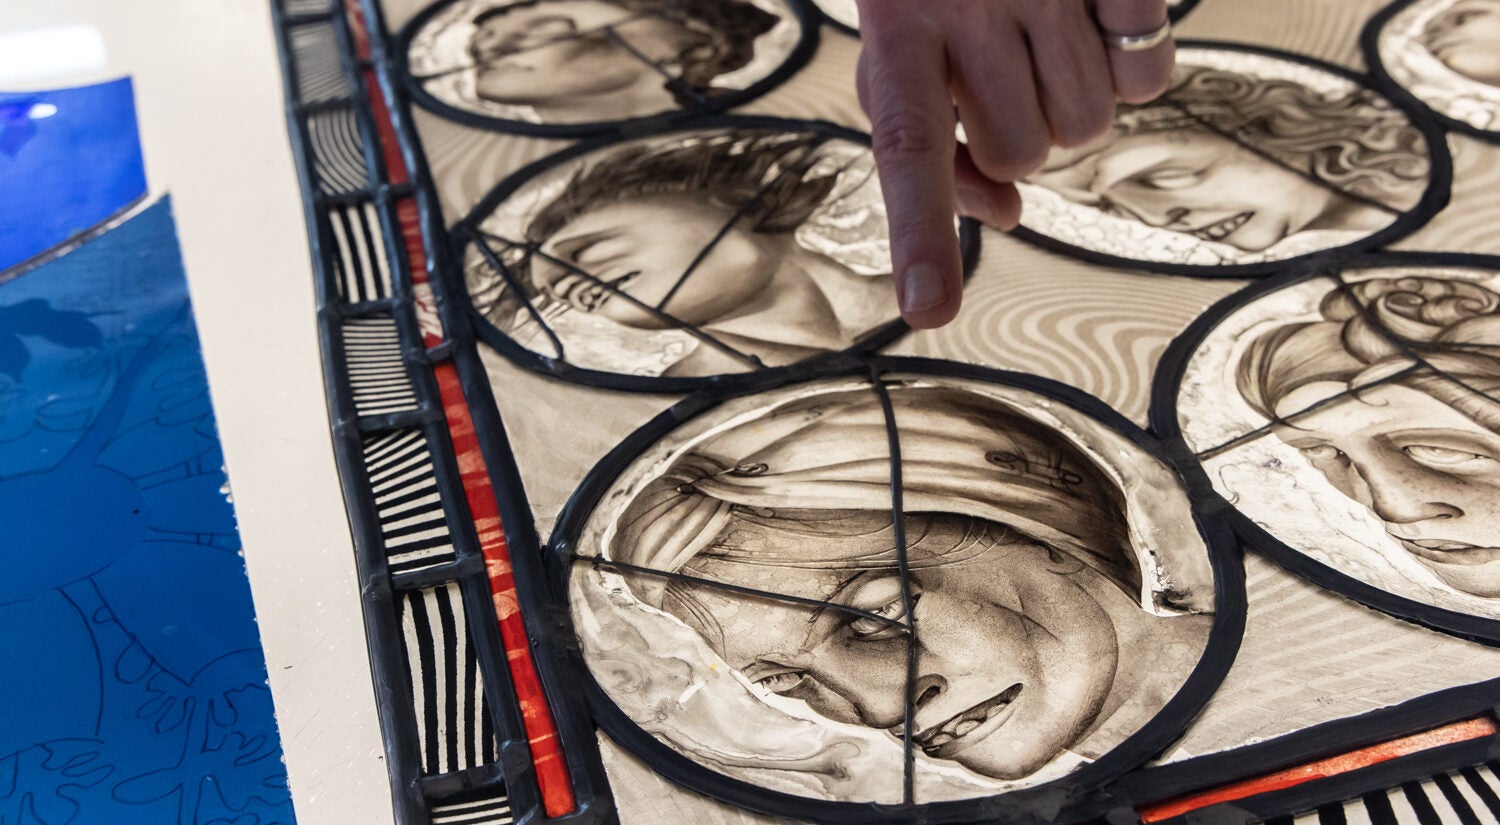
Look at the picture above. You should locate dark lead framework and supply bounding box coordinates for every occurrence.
[270,0,1500,823]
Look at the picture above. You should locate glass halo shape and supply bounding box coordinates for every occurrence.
[552,360,1242,821]
[1160,252,1500,643]
[1365,0,1500,142]
[398,0,819,136]
[1011,41,1451,278]
[809,0,857,33]
[454,119,981,393]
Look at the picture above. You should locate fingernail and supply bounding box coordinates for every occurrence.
[902,265,947,314]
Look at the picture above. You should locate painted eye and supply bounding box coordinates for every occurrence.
[1138,168,1203,190]
[1299,444,1346,463]
[519,16,579,46]
[754,670,807,694]
[1405,444,1490,467]
[848,593,919,640]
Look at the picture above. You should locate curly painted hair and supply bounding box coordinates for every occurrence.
[472,0,780,99]
[471,131,846,320]
[1238,276,1500,429]
[1115,64,1431,211]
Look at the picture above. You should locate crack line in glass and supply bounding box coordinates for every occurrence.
[1195,268,1500,461]
[1195,365,1425,461]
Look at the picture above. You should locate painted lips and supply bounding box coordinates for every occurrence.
[912,683,1024,757]
[1393,536,1500,566]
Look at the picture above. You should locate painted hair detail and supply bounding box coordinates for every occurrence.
[1116,64,1430,210]
[473,0,779,95]
[1238,276,1500,428]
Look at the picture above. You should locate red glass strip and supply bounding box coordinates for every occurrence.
[1139,717,1498,822]
[344,2,577,815]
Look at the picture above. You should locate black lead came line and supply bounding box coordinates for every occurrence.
[601,25,712,108]
[869,369,918,806]
[1195,364,1425,462]
[653,139,845,313]
[1156,92,1406,218]
[570,553,909,629]
[1195,266,1500,462]
[468,229,569,361]
[1332,269,1500,409]
[479,230,769,369]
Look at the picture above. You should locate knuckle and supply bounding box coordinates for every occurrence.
[972,134,1050,181]
[870,112,944,160]
[1053,100,1116,147]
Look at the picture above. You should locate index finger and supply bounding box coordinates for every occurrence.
[856,8,962,329]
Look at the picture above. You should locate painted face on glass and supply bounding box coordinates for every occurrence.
[1425,0,1500,86]
[468,0,706,106]
[1029,125,1386,253]
[665,520,1121,780]
[529,193,790,329]
[1273,381,1500,597]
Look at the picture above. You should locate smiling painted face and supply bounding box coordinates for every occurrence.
[528,193,788,329]
[1029,126,1381,253]
[665,516,1122,780]
[468,0,705,106]
[1424,0,1500,86]
[1273,381,1500,597]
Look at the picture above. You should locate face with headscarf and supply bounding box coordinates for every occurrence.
[602,382,1214,782]
[1239,276,1500,597]
[665,511,1128,780]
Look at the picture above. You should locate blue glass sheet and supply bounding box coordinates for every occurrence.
[0,198,296,825]
[0,78,149,273]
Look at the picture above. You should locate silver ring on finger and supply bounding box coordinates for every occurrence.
[1101,20,1171,52]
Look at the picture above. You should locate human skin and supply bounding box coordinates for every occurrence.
[1273,381,1500,597]
[468,0,700,121]
[1028,127,1392,252]
[853,0,1173,328]
[1425,0,1500,86]
[528,193,890,369]
[669,538,1127,780]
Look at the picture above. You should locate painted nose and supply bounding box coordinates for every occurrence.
[1158,206,1191,227]
[1359,459,1464,525]
[875,674,948,736]
[837,670,950,731]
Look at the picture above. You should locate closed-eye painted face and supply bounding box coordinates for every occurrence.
[529,193,788,329]
[468,0,705,106]
[1030,126,1382,253]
